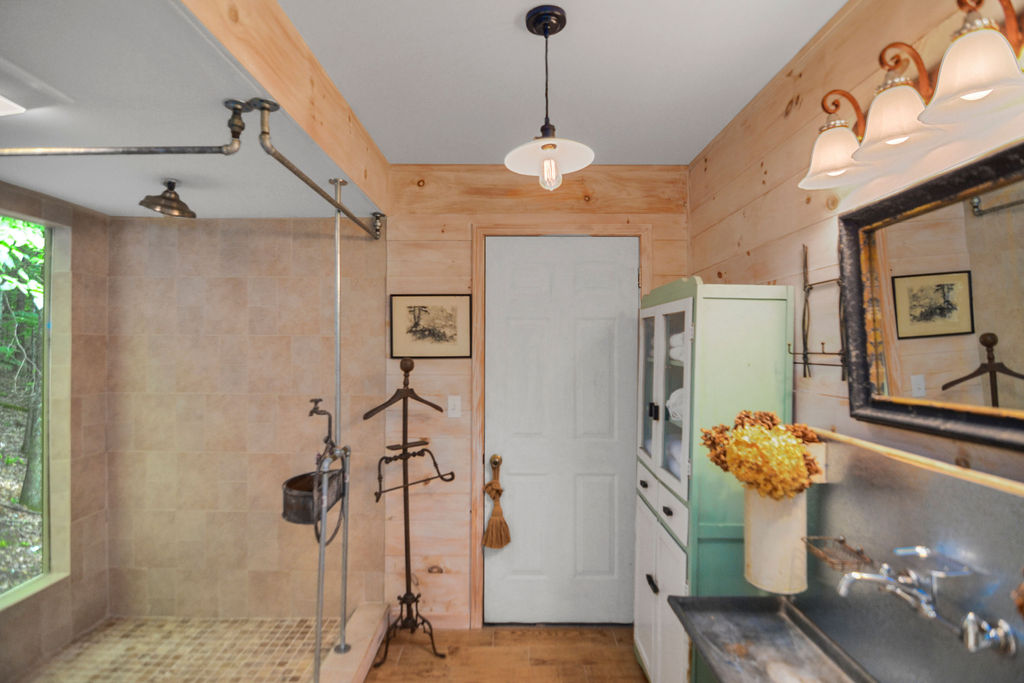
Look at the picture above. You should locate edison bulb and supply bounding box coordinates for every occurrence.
[540,158,562,191]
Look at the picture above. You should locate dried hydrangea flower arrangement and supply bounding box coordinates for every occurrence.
[700,410,822,500]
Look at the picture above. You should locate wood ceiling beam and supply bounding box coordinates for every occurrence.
[180,0,391,213]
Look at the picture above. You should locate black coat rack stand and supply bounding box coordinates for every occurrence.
[363,358,455,667]
[941,333,1024,407]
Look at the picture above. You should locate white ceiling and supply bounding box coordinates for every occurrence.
[0,0,377,220]
[277,0,848,165]
[0,0,848,220]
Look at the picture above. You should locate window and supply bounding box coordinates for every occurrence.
[0,215,47,596]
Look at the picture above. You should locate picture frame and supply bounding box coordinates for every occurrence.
[891,270,974,340]
[390,294,472,358]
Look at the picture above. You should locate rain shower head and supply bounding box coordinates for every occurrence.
[139,179,196,218]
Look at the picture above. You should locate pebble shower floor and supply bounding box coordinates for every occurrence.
[21,617,340,682]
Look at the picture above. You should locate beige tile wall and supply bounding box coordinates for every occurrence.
[0,180,109,680]
[105,216,386,618]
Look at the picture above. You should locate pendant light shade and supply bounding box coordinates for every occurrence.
[139,179,196,218]
[920,24,1024,124]
[854,83,936,162]
[505,136,594,191]
[798,121,861,190]
[504,5,593,191]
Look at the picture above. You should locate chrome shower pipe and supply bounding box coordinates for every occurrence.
[313,453,331,683]
[250,98,383,240]
[331,177,353,657]
[0,99,251,156]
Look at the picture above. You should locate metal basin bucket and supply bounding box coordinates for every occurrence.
[282,470,344,524]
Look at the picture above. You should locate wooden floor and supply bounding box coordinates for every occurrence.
[364,625,646,682]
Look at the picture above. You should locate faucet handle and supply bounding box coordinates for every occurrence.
[962,612,1017,656]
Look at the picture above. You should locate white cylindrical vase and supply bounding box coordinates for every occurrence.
[744,488,807,594]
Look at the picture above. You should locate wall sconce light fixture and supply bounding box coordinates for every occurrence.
[802,0,1024,197]
[798,90,865,190]
[504,5,594,191]
[920,2,1024,124]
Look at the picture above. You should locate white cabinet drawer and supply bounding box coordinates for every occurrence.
[656,480,689,547]
[637,461,656,506]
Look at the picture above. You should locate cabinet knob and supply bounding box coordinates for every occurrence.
[645,573,660,595]
[639,479,649,489]
[662,505,674,517]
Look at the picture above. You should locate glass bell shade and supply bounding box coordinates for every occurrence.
[920,27,1024,125]
[798,123,861,190]
[504,136,594,191]
[854,83,937,162]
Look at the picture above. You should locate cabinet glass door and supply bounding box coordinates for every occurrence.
[661,306,690,483]
[639,315,656,459]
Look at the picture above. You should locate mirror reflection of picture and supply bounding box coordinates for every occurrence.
[892,271,974,340]
[390,294,471,358]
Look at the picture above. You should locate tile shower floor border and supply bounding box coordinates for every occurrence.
[21,616,341,682]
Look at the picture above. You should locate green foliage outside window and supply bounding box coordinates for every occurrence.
[0,214,46,594]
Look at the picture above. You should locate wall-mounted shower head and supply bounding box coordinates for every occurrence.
[138,179,196,218]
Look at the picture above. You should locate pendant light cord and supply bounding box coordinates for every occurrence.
[544,24,550,127]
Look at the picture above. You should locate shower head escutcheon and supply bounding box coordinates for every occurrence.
[138,179,197,219]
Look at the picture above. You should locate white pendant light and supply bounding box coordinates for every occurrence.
[504,5,594,191]
[920,12,1024,124]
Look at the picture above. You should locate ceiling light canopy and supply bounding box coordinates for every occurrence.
[139,179,196,218]
[504,5,594,191]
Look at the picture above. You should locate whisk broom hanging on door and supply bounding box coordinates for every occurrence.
[483,454,511,549]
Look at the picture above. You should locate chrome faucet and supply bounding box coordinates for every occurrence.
[837,563,939,619]
[838,548,1017,657]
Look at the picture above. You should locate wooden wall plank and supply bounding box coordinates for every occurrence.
[390,165,686,215]
[383,164,687,629]
[180,0,391,211]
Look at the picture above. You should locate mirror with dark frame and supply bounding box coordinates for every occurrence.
[839,141,1024,452]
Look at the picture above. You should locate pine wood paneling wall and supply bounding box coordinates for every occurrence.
[687,0,1024,476]
[384,164,687,627]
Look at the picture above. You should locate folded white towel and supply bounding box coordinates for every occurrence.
[668,346,686,362]
[668,332,685,347]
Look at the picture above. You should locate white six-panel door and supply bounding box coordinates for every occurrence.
[484,236,639,623]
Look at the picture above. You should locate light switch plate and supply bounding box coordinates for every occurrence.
[447,395,461,418]
[911,374,926,397]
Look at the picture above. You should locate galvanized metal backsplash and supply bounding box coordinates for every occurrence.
[793,440,1024,683]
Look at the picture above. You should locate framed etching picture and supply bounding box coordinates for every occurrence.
[390,294,472,358]
[891,270,974,339]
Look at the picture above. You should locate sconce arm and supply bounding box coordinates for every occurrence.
[821,89,866,141]
[879,42,934,104]
[957,0,1023,56]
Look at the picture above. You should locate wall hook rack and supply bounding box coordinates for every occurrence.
[795,244,847,379]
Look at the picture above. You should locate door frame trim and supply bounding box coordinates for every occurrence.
[471,223,653,627]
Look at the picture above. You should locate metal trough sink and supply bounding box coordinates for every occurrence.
[669,595,876,683]
[281,470,344,524]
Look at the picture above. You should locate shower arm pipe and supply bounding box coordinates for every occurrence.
[251,99,383,240]
[0,99,251,157]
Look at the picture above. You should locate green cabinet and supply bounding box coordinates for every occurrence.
[633,276,793,682]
